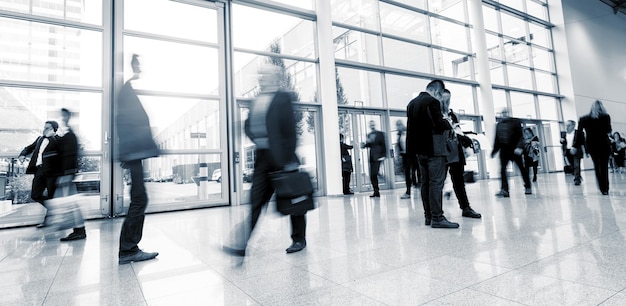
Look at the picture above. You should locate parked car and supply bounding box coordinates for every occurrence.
[74,171,100,193]
[212,169,221,183]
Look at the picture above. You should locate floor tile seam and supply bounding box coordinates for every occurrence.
[142,278,250,305]
[133,262,223,282]
[507,266,624,293]
[297,256,399,286]
[419,286,530,306]
[41,244,71,304]
[130,263,150,304]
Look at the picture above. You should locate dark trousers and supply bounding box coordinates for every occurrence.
[232,150,306,248]
[499,150,531,192]
[119,160,148,257]
[447,162,470,209]
[401,153,412,194]
[565,151,582,183]
[417,155,446,221]
[369,160,381,194]
[31,166,57,206]
[342,171,352,193]
[524,157,539,180]
[590,153,610,193]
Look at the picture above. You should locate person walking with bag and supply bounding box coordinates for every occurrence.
[523,127,541,182]
[561,120,583,185]
[574,100,612,195]
[407,79,458,228]
[223,63,307,256]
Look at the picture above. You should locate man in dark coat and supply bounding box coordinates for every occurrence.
[19,120,62,227]
[407,79,458,228]
[362,120,387,197]
[574,100,612,195]
[340,133,354,195]
[58,108,87,241]
[491,108,532,197]
[116,54,160,264]
[223,63,307,256]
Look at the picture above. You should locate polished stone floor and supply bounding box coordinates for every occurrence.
[2,171,626,305]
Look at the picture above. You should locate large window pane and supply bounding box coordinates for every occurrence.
[485,33,503,60]
[232,4,315,59]
[123,36,219,95]
[526,1,547,21]
[429,0,466,22]
[333,27,381,65]
[0,18,102,87]
[331,0,379,31]
[503,38,529,67]
[500,12,526,39]
[445,83,476,114]
[537,96,559,120]
[380,3,429,43]
[393,0,427,9]
[430,17,468,52]
[534,70,556,94]
[139,96,221,150]
[433,49,472,79]
[0,87,102,151]
[482,6,499,33]
[489,61,505,86]
[124,0,217,43]
[531,47,554,72]
[273,0,313,10]
[497,0,524,12]
[493,89,508,114]
[336,67,383,107]
[506,65,533,90]
[510,91,536,118]
[528,23,551,49]
[382,37,432,73]
[0,0,103,25]
[385,74,430,110]
[233,52,317,102]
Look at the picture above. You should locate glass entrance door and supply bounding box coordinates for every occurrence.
[112,0,228,215]
[339,111,388,194]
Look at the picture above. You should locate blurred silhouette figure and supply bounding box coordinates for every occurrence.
[57,108,86,241]
[395,120,412,199]
[361,120,387,198]
[574,100,612,195]
[340,133,354,195]
[223,63,306,256]
[441,90,481,219]
[491,108,531,197]
[561,120,583,185]
[610,131,626,173]
[116,54,160,264]
[523,127,541,182]
[18,121,61,227]
[407,79,458,228]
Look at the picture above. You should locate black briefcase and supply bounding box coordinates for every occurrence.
[463,171,476,183]
[271,171,316,215]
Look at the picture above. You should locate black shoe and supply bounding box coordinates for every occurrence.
[286,241,306,253]
[222,245,246,257]
[343,191,354,195]
[532,176,537,182]
[495,190,510,198]
[574,180,581,186]
[118,250,159,265]
[462,207,482,218]
[602,191,609,195]
[369,193,380,198]
[431,217,459,228]
[525,188,532,195]
[60,231,86,242]
[425,217,432,226]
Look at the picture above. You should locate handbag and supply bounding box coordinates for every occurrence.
[271,170,315,215]
[433,130,459,164]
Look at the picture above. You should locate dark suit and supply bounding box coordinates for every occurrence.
[561,129,583,183]
[116,80,160,257]
[20,135,61,205]
[239,90,305,247]
[364,130,387,195]
[492,117,531,192]
[575,114,612,193]
[340,142,353,194]
[407,92,451,221]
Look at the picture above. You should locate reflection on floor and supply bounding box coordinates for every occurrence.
[2,171,626,305]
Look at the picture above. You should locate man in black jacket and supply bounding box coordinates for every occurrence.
[19,120,61,227]
[491,108,531,197]
[116,54,160,264]
[223,63,307,256]
[362,120,387,197]
[407,80,458,228]
[561,120,583,185]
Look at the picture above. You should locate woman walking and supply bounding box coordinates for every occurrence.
[574,100,612,195]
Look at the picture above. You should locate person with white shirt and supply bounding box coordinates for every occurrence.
[18,121,62,227]
[561,120,583,185]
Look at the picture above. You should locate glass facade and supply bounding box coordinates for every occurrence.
[0,0,568,228]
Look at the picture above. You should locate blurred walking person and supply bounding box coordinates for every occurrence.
[523,127,541,182]
[574,100,612,195]
[116,54,160,264]
[561,120,583,185]
[361,120,387,198]
[340,133,354,195]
